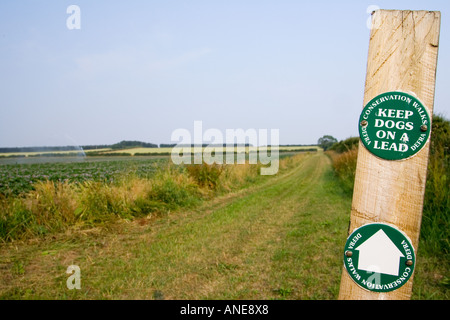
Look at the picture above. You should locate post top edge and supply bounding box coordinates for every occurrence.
[372,9,441,14]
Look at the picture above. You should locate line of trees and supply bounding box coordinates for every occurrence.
[110,140,158,150]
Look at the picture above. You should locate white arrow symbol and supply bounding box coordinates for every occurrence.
[355,229,404,276]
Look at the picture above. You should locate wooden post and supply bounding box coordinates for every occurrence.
[338,10,440,300]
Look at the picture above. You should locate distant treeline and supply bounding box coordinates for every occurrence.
[111,140,158,149]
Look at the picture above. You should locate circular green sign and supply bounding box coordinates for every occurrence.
[359,91,431,160]
[343,223,416,293]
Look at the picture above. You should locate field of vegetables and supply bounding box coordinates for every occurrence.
[0,156,169,196]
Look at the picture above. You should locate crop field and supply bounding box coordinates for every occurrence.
[0,146,318,196]
[0,157,168,196]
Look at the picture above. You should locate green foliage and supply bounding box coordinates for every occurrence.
[134,152,171,156]
[0,197,35,241]
[111,140,158,150]
[328,147,358,195]
[328,137,359,153]
[130,197,165,216]
[422,115,449,256]
[87,152,132,157]
[317,135,338,151]
[78,181,126,223]
[186,162,224,190]
[0,158,166,196]
[327,137,359,194]
[149,169,199,210]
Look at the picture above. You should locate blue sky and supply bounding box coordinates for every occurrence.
[0,0,449,147]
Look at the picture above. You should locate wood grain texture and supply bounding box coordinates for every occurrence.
[338,10,440,300]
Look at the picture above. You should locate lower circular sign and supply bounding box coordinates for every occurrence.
[359,91,431,160]
[343,223,415,293]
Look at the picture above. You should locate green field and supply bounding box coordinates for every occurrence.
[0,152,446,299]
[0,156,168,195]
[0,146,317,195]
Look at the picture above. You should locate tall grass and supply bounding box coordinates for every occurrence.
[326,146,358,194]
[422,115,449,257]
[186,162,224,190]
[0,156,296,242]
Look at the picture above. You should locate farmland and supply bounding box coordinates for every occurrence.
[0,156,168,196]
[0,152,352,299]
[102,145,320,155]
[0,145,320,157]
[0,150,305,243]
[0,146,318,196]
[0,140,447,300]
[0,151,446,299]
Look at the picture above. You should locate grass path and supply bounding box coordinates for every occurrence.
[0,153,352,299]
